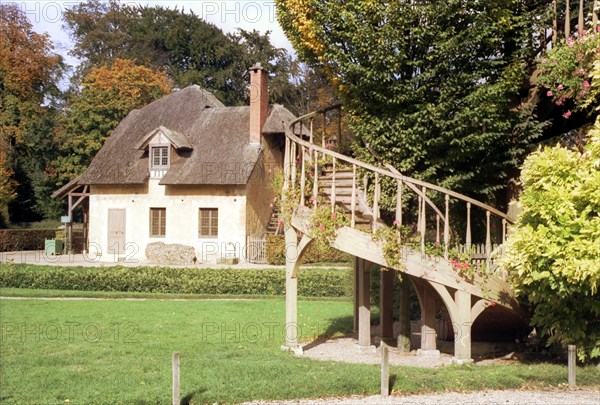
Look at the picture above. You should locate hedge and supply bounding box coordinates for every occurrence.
[265,234,352,265]
[0,229,56,252]
[0,263,353,298]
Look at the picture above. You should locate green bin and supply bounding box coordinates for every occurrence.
[45,239,64,255]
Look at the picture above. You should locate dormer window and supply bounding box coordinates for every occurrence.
[135,126,192,180]
[151,146,169,169]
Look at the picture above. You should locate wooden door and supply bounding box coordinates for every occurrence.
[107,209,126,254]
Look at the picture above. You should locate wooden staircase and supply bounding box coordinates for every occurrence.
[281,104,526,361]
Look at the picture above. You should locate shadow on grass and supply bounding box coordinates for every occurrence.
[302,315,354,351]
[181,388,206,405]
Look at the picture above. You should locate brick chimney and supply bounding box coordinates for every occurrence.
[249,62,268,144]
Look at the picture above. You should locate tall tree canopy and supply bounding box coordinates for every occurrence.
[55,58,172,183]
[276,0,550,206]
[64,0,295,106]
[0,3,63,224]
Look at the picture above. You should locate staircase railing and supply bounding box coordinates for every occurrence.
[283,104,514,269]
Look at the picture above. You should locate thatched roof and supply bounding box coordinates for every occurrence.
[79,85,294,186]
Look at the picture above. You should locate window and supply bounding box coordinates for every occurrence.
[150,208,166,237]
[151,146,169,169]
[199,208,218,238]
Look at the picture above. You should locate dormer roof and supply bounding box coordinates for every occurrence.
[134,126,192,150]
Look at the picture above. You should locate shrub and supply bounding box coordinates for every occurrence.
[500,125,600,362]
[0,263,351,298]
[265,234,351,265]
[0,229,56,252]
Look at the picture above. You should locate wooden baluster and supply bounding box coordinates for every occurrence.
[351,164,357,228]
[594,1,599,30]
[331,157,337,213]
[466,202,472,250]
[322,112,326,149]
[421,186,426,255]
[444,195,450,260]
[436,215,440,245]
[291,137,297,187]
[485,211,491,266]
[363,174,368,202]
[372,173,380,232]
[283,135,290,193]
[300,145,306,206]
[417,195,422,235]
[309,118,314,161]
[395,179,403,228]
[313,148,318,209]
[502,218,507,242]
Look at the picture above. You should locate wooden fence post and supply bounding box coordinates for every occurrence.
[380,342,389,397]
[568,345,576,388]
[172,352,180,405]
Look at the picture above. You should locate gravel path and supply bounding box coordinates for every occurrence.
[243,388,600,404]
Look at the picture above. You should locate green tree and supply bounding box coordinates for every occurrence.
[0,3,63,223]
[276,0,549,207]
[55,58,172,183]
[64,1,296,106]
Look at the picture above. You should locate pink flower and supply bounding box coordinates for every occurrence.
[306,225,312,231]
[597,26,600,33]
[557,84,564,90]
[318,225,325,232]
[553,60,558,64]
[393,219,400,226]
[578,68,586,75]
[563,111,572,119]
[583,80,590,88]
[272,213,276,218]
[278,217,284,224]
[489,300,497,307]
[330,213,337,219]
[546,90,553,97]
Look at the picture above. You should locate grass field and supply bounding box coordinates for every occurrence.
[0,292,599,404]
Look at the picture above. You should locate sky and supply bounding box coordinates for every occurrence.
[13,0,294,82]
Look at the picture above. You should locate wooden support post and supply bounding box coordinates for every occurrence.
[420,285,437,352]
[322,112,326,148]
[552,0,558,46]
[172,352,180,405]
[380,342,389,397]
[578,0,584,36]
[568,345,576,388]
[291,140,297,187]
[372,173,380,232]
[379,269,394,341]
[397,277,411,353]
[357,258,372,348]
[502,218,507,242]
[565,0,571,38]
[453,290,472,362]
[284,226,301,353]
[353,257,359,333]
[594,1,599,30]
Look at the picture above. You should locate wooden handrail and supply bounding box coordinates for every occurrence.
[287,106,514,225]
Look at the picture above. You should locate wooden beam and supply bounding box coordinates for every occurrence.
[357,258,372,347]
[379,269,394,341]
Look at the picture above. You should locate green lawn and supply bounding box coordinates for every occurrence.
[0,292,598,404]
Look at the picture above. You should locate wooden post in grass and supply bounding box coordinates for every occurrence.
[568,345,576,388]
[172,352,180,405]
[380,342,389,397]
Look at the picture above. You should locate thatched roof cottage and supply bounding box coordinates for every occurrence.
[64,64,294,263]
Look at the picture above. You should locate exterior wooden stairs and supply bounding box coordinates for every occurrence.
[281,104,527,362]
